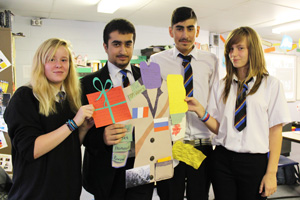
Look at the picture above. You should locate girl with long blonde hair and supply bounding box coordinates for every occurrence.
[4,38,94,200]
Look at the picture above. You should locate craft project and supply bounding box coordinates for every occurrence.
[140,61,162,89]
[86,78,131,128]
[172,140,206,170]
[123,62,173,187]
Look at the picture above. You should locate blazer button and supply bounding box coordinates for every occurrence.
[150,175,154,180]
[150,156,155,161]
[150,138,155,143]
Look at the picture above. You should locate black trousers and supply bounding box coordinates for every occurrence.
[157,144,213,200]
[211,146,268,200]
[94,157,154,200]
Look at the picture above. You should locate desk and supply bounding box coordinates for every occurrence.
[282,131,300,143]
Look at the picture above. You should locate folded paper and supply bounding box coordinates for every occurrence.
[172,141,206,170]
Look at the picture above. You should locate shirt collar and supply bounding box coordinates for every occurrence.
[232,74,256,84]
[172,46,197,60]
[107,60,132,78]
[55,85,66,102]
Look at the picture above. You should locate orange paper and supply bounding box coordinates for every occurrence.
[264,47,275,53]
[87,80,131,127]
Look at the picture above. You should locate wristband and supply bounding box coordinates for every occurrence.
[66,119,78,131]
[200,111,210,122]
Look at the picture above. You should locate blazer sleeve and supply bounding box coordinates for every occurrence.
[4,87,43,162]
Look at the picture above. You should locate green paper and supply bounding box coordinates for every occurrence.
[170,113,185,125]
[128,82,146,100]
[112,153,126,163]
[113,142,131,152]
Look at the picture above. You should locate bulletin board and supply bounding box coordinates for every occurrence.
[264,53,296,102]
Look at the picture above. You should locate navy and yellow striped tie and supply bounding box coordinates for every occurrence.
[120,69,130,88]
[234,78,253,131]
[57,91,65,103]
[179,54,193,97]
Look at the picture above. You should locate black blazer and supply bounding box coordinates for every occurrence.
[80,63,141,198]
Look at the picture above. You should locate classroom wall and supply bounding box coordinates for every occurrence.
[11,15,209,87]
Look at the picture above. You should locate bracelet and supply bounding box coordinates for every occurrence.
[66,119,78,131]
[200,111,210,122]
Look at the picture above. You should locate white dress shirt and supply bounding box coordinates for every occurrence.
[107,61,135,87]
[150,47,219,140]
[208,75,291,153]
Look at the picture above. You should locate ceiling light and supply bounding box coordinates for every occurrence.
[272,20,300,34]
[97,0,123,14]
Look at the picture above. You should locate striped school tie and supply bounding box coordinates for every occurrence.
[179,54,193,97]
[234,78,253,131]
[57,91,65,103]
[120,69,130,88]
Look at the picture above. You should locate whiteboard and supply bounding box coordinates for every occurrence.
[265,53,296,102]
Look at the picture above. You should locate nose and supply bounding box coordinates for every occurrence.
[55,60,62,68]
[120,44,127,54]
[182,28,188,37]
[231,48,238,57]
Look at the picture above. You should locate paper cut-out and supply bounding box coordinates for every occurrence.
[126,165,151,188]
[170,113,185,125]
[140,62,162,89]
[167,75,188,114]
[280,35,293,50]
[112,153,127,163]
[113,142,131,152]
[132,107,149,119]
[172,141,206,170]
[128,81,146,100]
[154,117,169,132]
[170,115,186,141]
[121,124,133,142]
[86,78,131,128]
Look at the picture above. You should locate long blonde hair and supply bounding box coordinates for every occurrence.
[222,26,269,103]
[30,38,81,116]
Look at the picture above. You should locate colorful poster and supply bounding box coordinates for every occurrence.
[0,50,11,73]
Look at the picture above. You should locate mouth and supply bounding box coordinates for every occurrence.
[179,39,190,43]
[117,55,129,60]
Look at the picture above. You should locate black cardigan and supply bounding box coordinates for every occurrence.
[4,86,82,200]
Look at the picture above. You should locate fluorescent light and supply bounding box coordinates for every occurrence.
[272,20,300,34]
[97,0,123,14]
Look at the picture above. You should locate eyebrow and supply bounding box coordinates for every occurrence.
[111,40,133,44]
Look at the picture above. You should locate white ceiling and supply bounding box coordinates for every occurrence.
[1,0,300,43]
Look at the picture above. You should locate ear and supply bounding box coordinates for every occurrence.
[196,26,200,37]
[169,26,174,38]
[103,42,108,54]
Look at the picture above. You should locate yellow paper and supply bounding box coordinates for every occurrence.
[167,75,188,114]
[172,141,206,169]
[157,156,172,163]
